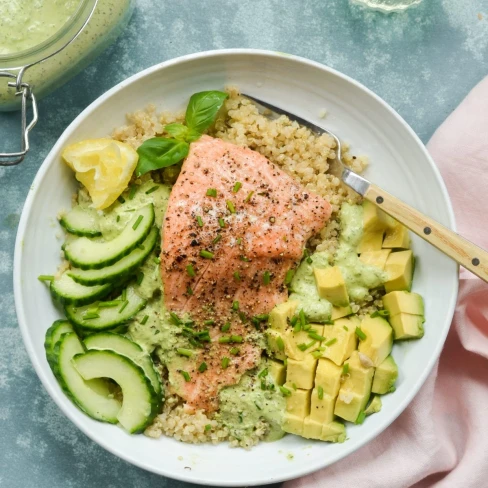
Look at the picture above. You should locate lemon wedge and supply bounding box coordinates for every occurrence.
[62,139,139,210]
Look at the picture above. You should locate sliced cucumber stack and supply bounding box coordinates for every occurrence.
[73,349,160,433]
[65,284,147,333]
[50,272,113,306]
[51,333,121,423]
[84,332,162,396]
[68,227,159,286]
[64,204,155,270]
[60,205,102,237]
[44,320,74,367]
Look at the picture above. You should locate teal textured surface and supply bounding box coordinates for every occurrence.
[1,1,487,487]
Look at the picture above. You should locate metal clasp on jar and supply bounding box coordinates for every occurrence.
[0,69,38,166]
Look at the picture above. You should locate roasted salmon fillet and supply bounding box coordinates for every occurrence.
[161,136,332,411]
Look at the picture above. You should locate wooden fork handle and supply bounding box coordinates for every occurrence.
[364,184,488,282]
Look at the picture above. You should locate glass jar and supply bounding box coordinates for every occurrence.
[0,0,134,165]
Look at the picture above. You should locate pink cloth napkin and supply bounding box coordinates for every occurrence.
[286,77,488,488]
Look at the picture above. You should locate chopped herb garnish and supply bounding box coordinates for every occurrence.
[260,380,267,390]
[204,424,211,431]
[218,336,231,344]
[239,255,250,262]
[343,325,349,331]
[169,312,182,325]
[136,271,144,285]
[198,362,208,373]
[132,215,143,230]
[279,386,291,397]
[311,350,322,359]
[118,196,125,204]
[254,402,262,411]
[308,331,326,341]
[37,275,54,282]
[141,315,149,325]
[116,215,120,222]
[212,234,222,245]
[238,311,247,323]
[233,271,241,281]
[244,191,254,203]
[254,314,269,322]
[258,368,268,378]
[221,322,231,332]
[318,386,324,400]
[196,215,204,227]
[284,269,295,285]
[290,316,298,326]
[283,358,287,366]
[236,238,242,245]
[154,256,160,264]
[128,184,137,200]
[325,338,337,346]
[238,412,243,423]
[293,322,301,333]
[204,319,215,325]
[118,300,129,313]
[276,336,285,351]
[355,327,367,340]
[292,383,297,390]
[180,370,191,382]
[306,257,313,264]
[98,300,121,308]
[232,300,239,311]
[221,357,230,369]
[186,264,196,277]
[232,182,242,193]
[230,347,239,355]
[206,188,217,197]
[371,310,390,318]
[195,330,211,342]
[145,185,159,194]
[83,312,100,320]
[263,270,271,285]
[226,200,236,214]
[177,348,193,357]
[299,309,307,328]
[121,288,127,301]
[199,250,214,259]
[342,363,349,374]
[218,217,225,228]
[355,410,366,425]
[230,335,243,343]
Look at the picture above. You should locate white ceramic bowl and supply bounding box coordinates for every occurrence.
[14,49,458,486]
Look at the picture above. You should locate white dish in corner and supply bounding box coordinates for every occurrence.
[14,49,458,486]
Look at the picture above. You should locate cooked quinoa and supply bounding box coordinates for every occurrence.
[111,87,374,446]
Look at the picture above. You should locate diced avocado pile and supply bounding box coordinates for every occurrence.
[266,201,425,443]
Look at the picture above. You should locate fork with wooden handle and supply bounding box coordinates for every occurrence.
[243,94,488,283]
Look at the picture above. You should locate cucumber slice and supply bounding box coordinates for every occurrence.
[44,320,74,367]
[64,204,155,270]
[52,333,121,423]
[68,227,159,286]
[50,272,113,306]
[73,350,159,433]
[60,206,101,237]
[84,332,162,396]
[65,284,147,332]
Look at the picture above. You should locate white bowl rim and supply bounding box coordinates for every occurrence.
[14,48,459,486]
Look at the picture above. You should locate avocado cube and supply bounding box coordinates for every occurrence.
[321,421,346,443]
[383,290,424,316]
[334,351,374,422]
[372,355,398,394]
[321,316,359,366]
[384,250,414,293]
[265,330,286,361]
[309,389,335,423]
[359,250,392,271]
[285,388,311,418]
[269,300,298,332]
[268,359,286,386]
[313,266,349,307]
[383,224,410,250]
[283,413,304,436]
[286,355,318,389]
[314,358,342,396]
[363,200,397,233]
[302,416,324,439]
[389,313,424,340]
[285,325,325,361]
[331,305,353,320]
[364,395,382,416]
[358,230,384,253]
[358,316,393,366]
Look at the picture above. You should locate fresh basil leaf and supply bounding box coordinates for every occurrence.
[165,123,189,140]
[135,137,189,177]
[185,91,228,134]
[185,128,203,143]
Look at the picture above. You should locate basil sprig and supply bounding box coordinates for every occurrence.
[135,90,228,177]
